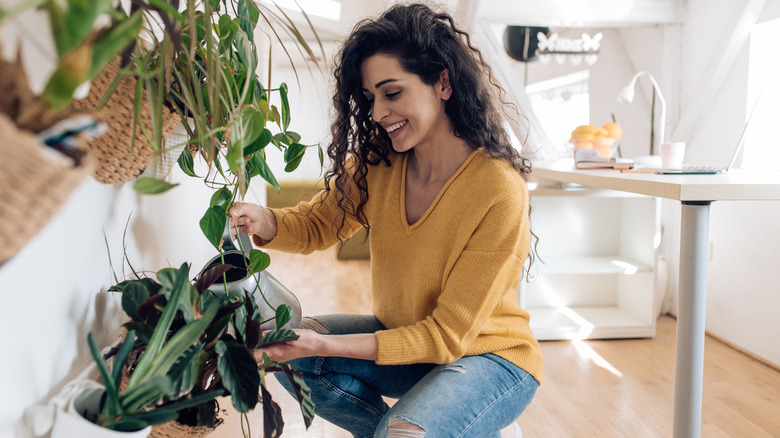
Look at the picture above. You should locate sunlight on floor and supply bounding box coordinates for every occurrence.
[572,340,623,377]
[557,305,595,338]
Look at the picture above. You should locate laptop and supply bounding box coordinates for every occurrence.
[629,94,761,175]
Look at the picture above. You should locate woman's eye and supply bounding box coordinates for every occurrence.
[386,91,401,99]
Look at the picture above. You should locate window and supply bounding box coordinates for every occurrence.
[745,18,780,170]
[525,70,590,155]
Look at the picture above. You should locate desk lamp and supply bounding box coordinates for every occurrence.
[618,71,666,166]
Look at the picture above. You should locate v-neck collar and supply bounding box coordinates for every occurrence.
[400,149,480,231]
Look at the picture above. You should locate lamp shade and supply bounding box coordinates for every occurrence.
[503,26,549,62]
[617,83,636,103]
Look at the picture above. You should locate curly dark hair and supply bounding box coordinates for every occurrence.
[321,3,535,273]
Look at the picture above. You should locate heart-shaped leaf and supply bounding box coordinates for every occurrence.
[200,206,227,249]
[133,176,179,195]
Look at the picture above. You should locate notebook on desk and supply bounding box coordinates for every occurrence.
[626,94,761,175]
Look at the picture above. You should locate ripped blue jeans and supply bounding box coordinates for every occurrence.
[274,314,539,438]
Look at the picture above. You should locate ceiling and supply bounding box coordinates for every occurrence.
[272,0,688,43]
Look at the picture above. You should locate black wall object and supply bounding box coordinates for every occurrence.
[503,26,550,62]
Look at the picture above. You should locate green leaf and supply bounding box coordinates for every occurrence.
[87,333,122,417]
[111,333,137,390]
[200,206,227,249]
[134,177,179,195]
[128,263,190,387]
[258,329,299,347]
[178,148,198,177]
[125,389,223,424]
[243,128,273,157]
[216,341,261,412]
[276,362,316,429]
[261,383,285,437]
[157,268,178,295]
[233,107,265,149]
[133,301,219,392]
[248,249,271,274]
[122,282,150,322]
[275,305,292,331]
[41,43,92,111]
[237,0,260,42]
[210,187,233,209]
[284,143,306,172]
[234,29,257,82]
[218,14,232,38]
[89,11,143,79]
[284,131,302,144]
[250,152,280,192]
[279,82,290,131]
[168,344,207,397]
[233,302,248,344]
[121,374,172,413]
[270,105,281,128]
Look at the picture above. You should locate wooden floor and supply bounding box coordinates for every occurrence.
[212,248,780,438]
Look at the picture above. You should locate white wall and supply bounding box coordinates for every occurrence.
[663,0,780,366]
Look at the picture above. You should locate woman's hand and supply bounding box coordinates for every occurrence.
[254,331,379,363]
[254,329,323,363]
[229,202,277,242]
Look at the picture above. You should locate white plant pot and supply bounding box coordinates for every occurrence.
[50,387,152,438]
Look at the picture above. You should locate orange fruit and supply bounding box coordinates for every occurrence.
[603,122,622,140]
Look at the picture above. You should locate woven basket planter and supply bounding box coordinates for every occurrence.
[148,418,219,438]
[70,58,181,184]
[0,114,91,264]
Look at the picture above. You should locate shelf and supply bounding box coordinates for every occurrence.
[528,306,655,340]
[536,255,652,275]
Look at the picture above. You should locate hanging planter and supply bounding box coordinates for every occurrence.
[50,387,152,438]
[70,57,181,184]
[0,114,91,264]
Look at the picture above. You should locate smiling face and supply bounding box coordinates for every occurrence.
[360,53,453,154]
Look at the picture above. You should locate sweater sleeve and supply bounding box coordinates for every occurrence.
[252,184,364,254]
[375,184,530,365]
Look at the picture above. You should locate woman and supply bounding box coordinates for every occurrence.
[229,4,543,437]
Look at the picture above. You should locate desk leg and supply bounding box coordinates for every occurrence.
[673,201,711,438]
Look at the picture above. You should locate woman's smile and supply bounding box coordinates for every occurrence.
[384,120,408,138]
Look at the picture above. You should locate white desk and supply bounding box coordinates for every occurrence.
[532,160,780,438]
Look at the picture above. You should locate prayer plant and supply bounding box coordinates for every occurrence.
[103,260,315,436]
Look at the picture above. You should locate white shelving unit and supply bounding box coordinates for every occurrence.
[519,182,659,340]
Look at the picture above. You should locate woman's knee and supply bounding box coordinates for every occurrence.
[382,417,426,438]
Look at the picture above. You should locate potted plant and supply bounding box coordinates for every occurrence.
[106,256,314,437]
[129,0,324,250]
[51,262,224,437]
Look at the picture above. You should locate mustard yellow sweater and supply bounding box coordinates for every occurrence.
[256,149,543,383]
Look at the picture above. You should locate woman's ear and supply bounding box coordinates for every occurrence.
[438,69,453,100]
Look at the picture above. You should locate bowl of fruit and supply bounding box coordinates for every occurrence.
[569,122,622,157]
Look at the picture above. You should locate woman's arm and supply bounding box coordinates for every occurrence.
[254,330,379,363]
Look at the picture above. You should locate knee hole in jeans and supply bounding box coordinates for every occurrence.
[299,317,330,334]
[386,417,425,438]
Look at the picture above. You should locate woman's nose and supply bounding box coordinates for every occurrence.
[372,100,389,122]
